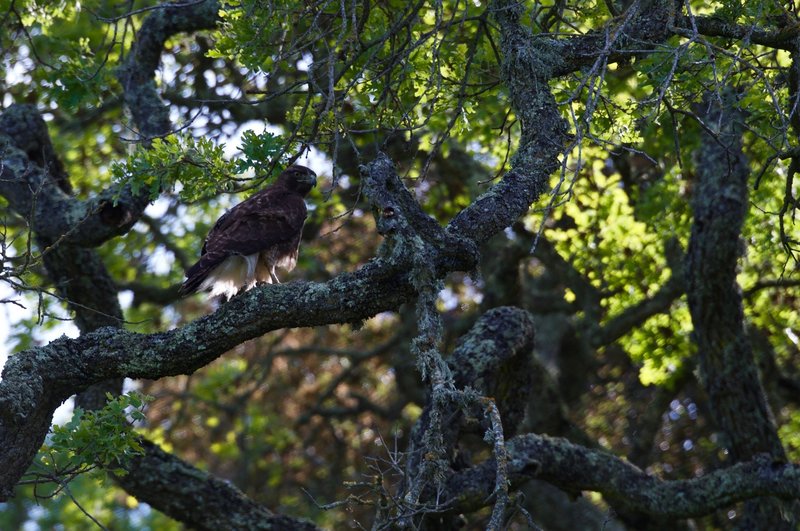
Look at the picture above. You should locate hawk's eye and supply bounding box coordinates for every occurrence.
[383,207,395,218]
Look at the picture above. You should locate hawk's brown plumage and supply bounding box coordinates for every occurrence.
[180,165,317,298]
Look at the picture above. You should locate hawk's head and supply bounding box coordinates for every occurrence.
[279,165,317,196]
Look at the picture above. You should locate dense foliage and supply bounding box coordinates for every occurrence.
[1,0,799,529]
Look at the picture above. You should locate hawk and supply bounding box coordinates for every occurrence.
[179,165,317,299]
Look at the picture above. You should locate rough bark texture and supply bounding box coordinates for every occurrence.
[444,434,800,518]
[0,111,141,248]
[116,0,222,140]
[2,0,800,527]
[113,439,319,531]
[686,92,795,527]
[399,307,535,530]
[0,259,417,499]
[448,307,535,437]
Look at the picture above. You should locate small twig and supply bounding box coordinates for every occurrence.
[61,481,109,531]
[483,397,511,531]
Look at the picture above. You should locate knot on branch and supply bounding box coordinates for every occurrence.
[450,306,535,436]
[361,153,478,275]
[0,106,149,246]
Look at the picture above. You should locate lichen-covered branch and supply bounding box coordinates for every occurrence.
[0,103,128,414]
[114,439,319,531]
[447,0,682,246]
[397,307,535,528]
[117,0,221,140]
[686,91,795,527]
[674,13,800,50]
[0,82,297,528]
[0,2,222,247]
[444,434,800,518]
[363,153,478,274]
[0,259,416,500]
[0,107,143,247]
[447,1,566,245]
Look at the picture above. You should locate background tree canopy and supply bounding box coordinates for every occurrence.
[1,0,800,529]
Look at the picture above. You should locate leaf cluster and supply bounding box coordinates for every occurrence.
[35,392,152,481]
[111,130,288,203]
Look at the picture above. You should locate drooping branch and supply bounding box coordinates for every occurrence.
[397,307,536,528]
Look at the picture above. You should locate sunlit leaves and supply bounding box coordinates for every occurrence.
[4,0,129,111]
[234,129,288,176]
[779,409,800,461]
[2,0,800,527]
[208,0,507,169]
[8,390,170,530]
[34,392,152,482]
[111,134,232,202]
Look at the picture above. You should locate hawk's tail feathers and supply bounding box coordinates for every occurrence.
[179,253,223,296]
[178,274,204,297]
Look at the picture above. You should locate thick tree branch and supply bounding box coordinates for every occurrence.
[364,153,478,274]
[444,434,800,519]
[447,307,535,437]
[114,439,319,531]
[514,0,674,79]
[448,1,674,246]
[0,136,146,246]
[686,91,795,527]
[0,1,222,247]
[0,258,416,499]
[0,107,145,247]
[448,1,567,245]
[687,93,785,461]
[674,14,800,50]
[0,104,128,412]
[397,302,800,525]
[117,0,221,140]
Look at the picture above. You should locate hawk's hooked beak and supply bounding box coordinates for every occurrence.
[289,165,317,195]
